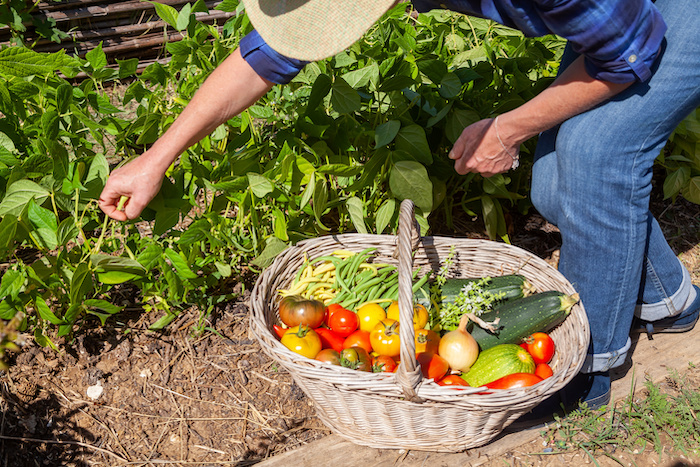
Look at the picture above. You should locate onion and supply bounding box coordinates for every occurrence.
[438,314,479,372]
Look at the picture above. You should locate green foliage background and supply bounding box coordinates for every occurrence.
[0,1,697,360]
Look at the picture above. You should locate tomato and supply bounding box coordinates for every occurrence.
[280,325,322,359]
[414,329,440,355]
[324,303,346,325]
[356,303,387,332]
[387,301,430,330]
[520,332,555,364]
[416,352,450,381]
[273,324,287,340]
[327,307,359,337]
[437,374,470,387]
[343,330,373,353]
[485,373,543,389]
[315,348,341,365]
[278,295,325,328]
[369,319,401,358]
[535,363,554,379]
[315,327,345,352]
[340,346,372,372]
[372,354,397,373]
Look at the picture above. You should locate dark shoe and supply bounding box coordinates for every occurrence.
[509,371,611,429]
[636,285,700,337]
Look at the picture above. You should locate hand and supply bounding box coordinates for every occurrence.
[98,152,166,221]
[448,118,519,177]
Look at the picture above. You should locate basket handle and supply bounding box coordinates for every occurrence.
[394,199,425,403]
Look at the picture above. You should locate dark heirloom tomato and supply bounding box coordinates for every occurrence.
[278,295,325,328]
[340,346,372,372]
[372,354,397,373]
[315,348,341,365]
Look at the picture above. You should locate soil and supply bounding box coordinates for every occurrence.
[1,184,699,467]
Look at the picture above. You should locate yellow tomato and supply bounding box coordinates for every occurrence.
[387,301,430,330]
[357,303,387,332]
[369,319,401,358]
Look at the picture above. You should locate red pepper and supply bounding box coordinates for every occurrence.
[315,327,346,352]
[273,324,287,340]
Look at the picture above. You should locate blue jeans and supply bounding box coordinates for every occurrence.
[530,0,700,373]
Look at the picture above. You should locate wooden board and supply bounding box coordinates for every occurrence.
[258,324,700,466]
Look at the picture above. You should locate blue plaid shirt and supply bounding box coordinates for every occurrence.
[240,0,666,84]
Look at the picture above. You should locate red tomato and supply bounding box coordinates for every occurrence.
[372,354,397,373]
[416,352,449,381]
[535,363,554,379]
[315,327,346,352]
[343,330,373,353]
[485,373,543,389]
[315,348,341,365]
[325,303,346,325]
[520,332,555,364]
[437,374,470,387]
[369,319,401,358]
[328,308,359,337]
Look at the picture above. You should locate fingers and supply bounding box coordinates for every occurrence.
[449,118,516,176]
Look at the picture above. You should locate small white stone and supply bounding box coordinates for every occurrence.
[86,384,103,400]
[140,369,152,378]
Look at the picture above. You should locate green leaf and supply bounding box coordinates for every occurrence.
[117,58,139,78]
[0,269,23,301]
[149,1,179,28]
[481,195,507,241]
[154,208,179,236]
[446,108,481,143]
[40,109,60,141]
[272,208,289,241]
[389,161,434,213]
[34,328,58,350]
[663,167,690,199]
[70,262,93,305]
[375,120,401,148]
[379,75,415,92]
[248,172,274,198]
[683,176,700,204]
[395,125,433,164]
[92,254,147,273]
[251,237,288,268]
[56,83,73,114]
[56,217,79,247]
[0,180,49,216]
[312,176,329,224]
[35,298,64,325]
[439,72,462,99]
[331,77,361,114]
[27,199,58,250]
[176,3,192,31]
[97,270,143,285]
[306,73,332,114]
[316,164,362,177]
[0,47,58,78]
[85,42,108,70]
[375,198,396,234]
[427,102,453,127]
[83,153,110,199]
[137,243,163,269]
[300,172,316,208]
[215,261,232,278]
[342,63,379,89]
[164,248,198,280]
[0,215,18,252]
[84,299,123,315]
[346,196,367,234]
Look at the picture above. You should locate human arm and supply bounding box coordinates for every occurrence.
[449,55,634,176]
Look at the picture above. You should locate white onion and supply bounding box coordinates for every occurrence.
[438,314,479,372]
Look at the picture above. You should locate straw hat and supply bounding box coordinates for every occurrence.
[241,0,398,61]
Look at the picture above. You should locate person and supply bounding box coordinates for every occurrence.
[99,0,700,411]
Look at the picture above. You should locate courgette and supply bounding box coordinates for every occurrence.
[468,290,579,351]
[462,343,536,388]
[415,274,536,316]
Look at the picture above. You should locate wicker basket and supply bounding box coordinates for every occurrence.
[250,199,589,452]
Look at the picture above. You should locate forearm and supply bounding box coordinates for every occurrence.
[143,47,274,172]
[499,56,634,145]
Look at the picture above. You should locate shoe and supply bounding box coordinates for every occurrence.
[636,285,700,337]
[508,371,611,429]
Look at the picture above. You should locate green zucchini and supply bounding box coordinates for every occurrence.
[414,274,536,312]
[468,290,579,351]
[462,343,535,388]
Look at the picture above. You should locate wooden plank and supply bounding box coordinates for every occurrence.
[258,324,700,466]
